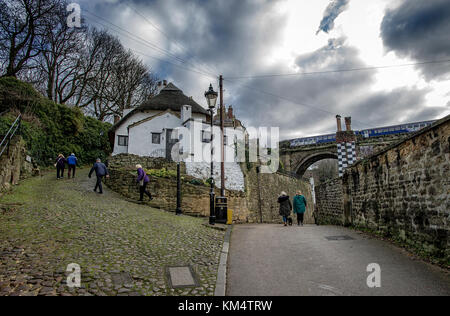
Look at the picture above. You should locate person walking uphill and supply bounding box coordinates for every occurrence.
[89,158,109,194]
[278,191,292,227]
[67,153,78,179]
[293,190,307,226]
[55,154,66,179]
[136,165,153,202]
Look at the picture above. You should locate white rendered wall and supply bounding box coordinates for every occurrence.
[128,112,182,157]
[182,120,246,192]
[113,110,159,155]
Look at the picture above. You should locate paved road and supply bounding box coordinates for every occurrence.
[227,224,450,296]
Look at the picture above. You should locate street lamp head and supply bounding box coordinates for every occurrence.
[205,84,218,109]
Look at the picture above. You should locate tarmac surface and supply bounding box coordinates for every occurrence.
[227,224,450,296]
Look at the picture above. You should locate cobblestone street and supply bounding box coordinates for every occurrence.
[0,169,225,296]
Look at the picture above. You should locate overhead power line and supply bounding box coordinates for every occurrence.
[224,78,374,128]
[225,59,450,80]
[83,15,217,80]
[122,0,220,77]
[83,9,218,79]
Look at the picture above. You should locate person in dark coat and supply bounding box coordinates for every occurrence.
[55,154,66,179]
[136,164,153,202]
[293,190,307,226]
[88,158,109,194]
[278,191,292,226]
[67,153,78,179]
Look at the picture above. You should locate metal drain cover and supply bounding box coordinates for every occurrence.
[325,235,355,241]
[166,266,199,288]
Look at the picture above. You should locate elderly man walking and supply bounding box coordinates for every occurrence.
[293,190,307,226]
[89,158,109,194]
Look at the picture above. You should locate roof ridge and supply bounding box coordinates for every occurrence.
[161,82,181,92]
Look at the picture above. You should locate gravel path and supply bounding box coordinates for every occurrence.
[0,169,225,296]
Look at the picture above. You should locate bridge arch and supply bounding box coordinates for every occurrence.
[294,152,338,178]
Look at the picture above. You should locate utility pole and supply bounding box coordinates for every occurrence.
[219,75,225,197]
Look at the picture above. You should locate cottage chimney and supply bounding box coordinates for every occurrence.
[345,117,352,131]
[227,105,233,119]
[336,115,342,132]
[181,105,192,123]
[156,81,163,94]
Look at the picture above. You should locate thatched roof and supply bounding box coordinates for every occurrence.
[111,83,209,132]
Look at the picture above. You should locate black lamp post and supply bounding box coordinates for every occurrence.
[176,161,182,215]
[205,84,218,225]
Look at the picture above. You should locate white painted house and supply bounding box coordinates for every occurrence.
[110,82,246,191]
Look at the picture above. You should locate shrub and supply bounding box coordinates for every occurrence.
[0,77,111,166]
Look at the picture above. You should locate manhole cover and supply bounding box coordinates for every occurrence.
[166,266,199,288]
[325,235,355,241]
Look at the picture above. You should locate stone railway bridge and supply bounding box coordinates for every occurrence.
[280,116,423,177]
[280,137,404,177]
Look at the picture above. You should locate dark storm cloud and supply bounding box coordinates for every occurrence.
[316,0,350,35]
[380,0,450,80]
[230,37,373,138]
[346,87,445,126]
[229,37,441,139]
[77,0,444,139]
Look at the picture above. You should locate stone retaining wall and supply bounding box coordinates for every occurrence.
[106,167,250,223]
[108,154,185,173]
[0,136,35,193]
[315,178,345,225]
[314,115,450,263]
[105,156,315,224]
[242,165,315,224]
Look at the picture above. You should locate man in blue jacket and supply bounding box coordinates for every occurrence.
[67,153,78,178]
[89,158,109,194]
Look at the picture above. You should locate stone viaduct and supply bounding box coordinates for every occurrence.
[280,116,424,178]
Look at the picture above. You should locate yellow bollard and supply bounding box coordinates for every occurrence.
[227,209,233,225]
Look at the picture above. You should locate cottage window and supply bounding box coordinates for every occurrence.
[202,130,212,143]
[152,133,161,144]
[118,135,128,147]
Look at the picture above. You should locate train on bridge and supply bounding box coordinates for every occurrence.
[288,120,436,147]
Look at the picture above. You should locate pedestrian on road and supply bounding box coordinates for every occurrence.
[278,191,292,227]
[55,154,66,180]
[293,190,307,226]
[67,153,78,179]
[136,164,153,202]
[89,158,109,194]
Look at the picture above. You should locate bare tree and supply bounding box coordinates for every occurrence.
[74,29,157,121]
[309,159,339,184]
[0,0,60,77]
[36,1,85,103]
[1,1,158,121]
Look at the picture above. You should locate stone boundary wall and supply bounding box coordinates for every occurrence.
[242,165,315,224]
[0,136,35,194]
[105,154,315,224]
[315,178,345,225]
[315,115,450,263]
[108,154,185,173]
[106,167,250,223]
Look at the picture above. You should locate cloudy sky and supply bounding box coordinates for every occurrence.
[78,0,450,140]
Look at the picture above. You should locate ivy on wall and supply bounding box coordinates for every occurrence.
[0,77,111,166]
